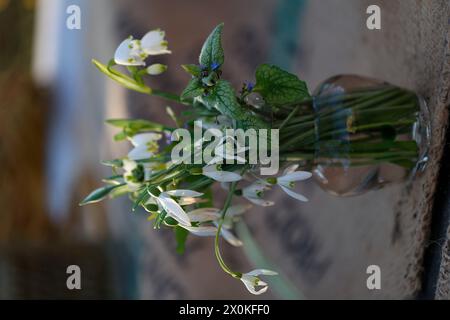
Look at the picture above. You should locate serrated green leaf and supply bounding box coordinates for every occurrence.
[199,23,224,69]
[175,226,189,254]
[198,80,268,129]
[92,59,152,94]
[254,64,310,107]
[181,78,204,101]
[79,184,124,206]
[181,64,201,77]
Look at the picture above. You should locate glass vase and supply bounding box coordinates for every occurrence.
[280,75,430,196]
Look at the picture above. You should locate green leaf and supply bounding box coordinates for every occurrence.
[254,64,310,107]
[175,226,189,254]
[181,64,201,77]
[92,59,152,94]
[79,184,124,206]
[198,80,268,129]
[199,23,224,69]
[181,78,204,101]
[106,118,167,131]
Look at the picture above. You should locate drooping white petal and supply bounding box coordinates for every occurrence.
[164,189,203,198]
[188,208,220,222]
[278,171,312,184]
[180,225,217,236]
[141,29,171,55]
[240,276,268,295]
[283,164,299,175]
[203,170,242,182]
[279,185,309,202]
[177,197,205,206]
[220,227,243,247]
[130,133,162,147]
[122,158,137,172]
[246,269,278,277]
[128,146,153,161]
[114,37,145,66]
[156,194,191,226]
[146,63,167,75]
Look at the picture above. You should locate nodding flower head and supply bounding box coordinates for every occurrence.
[245,81,255,92]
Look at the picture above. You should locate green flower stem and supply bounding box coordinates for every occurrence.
[214,180,241,278]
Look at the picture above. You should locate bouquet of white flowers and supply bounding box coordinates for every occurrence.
[81,23,427,294]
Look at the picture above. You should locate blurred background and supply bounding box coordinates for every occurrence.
[0,0,449,299]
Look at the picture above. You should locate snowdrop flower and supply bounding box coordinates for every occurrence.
[140,29,171,55]
[128,133,162,161]
[114,29,171,66]
[183,205,249,246]
[122,159,152,190]
[240,269,278,295]
[146,63,167,75]
[202,164,242,182]
[114,36,146,66]
[152,189,203,226]
[242,182,274,207]
[208,135,247,165]
[273,164,312,202]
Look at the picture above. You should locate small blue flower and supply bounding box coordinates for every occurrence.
[211,61,220,71]
[245,81,255,92]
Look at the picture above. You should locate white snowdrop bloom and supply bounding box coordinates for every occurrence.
[213,221,243,247]
[128,133,162,161]
[140,29,171,55]
[275,164,312,202]
[208,135,247,165]
[114,29,171,67]
[114,36,146,66]
[154,191,192,226]
[202,165,242,182]
[240,269,278,295]
[146,63,167,75]
[242,182,274,207]
[122,159,152,190]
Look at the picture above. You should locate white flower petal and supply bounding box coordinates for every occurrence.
[283,164,299,175]
[131,133,162,147]
[203,170,242,182]
[141,29,171,55]
[157,194,190,226]
[280,185,309,202]
[188,208,220,222]
[220,228,243,247]
[278,171,312,183]
[181,225,217,236]
[128,146,153,161]
[114,37,145,66]
[164,189,203,198]
[240,276,268,295]
[146,63,167,75]
[122,158,137,172]
[177,197,205,206]
[247,269,278,276]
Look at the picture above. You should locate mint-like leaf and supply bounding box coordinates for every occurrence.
[181,78,204,101]
[198,80,267,129]
[199,23,224,69]
[254,64,310,107]
[181,64,201,77]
